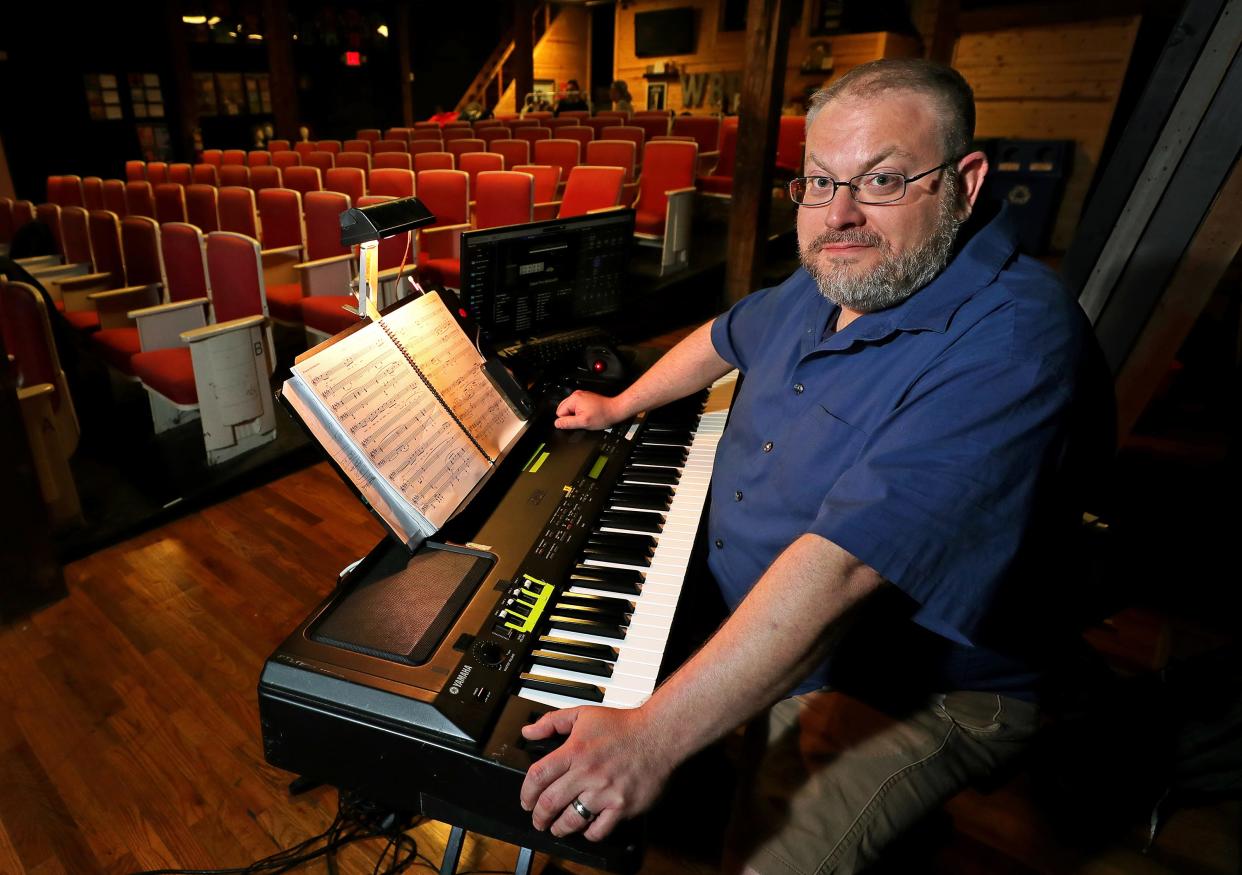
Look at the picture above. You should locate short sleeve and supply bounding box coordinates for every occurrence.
[809,340,1078,645]
[710,282,790,374]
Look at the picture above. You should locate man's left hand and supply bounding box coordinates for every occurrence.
[519,705,674,841]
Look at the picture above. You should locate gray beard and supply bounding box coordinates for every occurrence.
[799,194,962,314]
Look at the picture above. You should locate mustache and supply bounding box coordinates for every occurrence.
[804,228,888,250]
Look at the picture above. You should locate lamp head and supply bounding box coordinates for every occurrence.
[339,196,436,247]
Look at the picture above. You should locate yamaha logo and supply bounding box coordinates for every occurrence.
[449,665,472,696]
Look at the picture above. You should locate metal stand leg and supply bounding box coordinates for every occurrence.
[514,846,535,875]
[440,825,467,875]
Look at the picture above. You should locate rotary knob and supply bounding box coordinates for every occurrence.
[474,641,506,667]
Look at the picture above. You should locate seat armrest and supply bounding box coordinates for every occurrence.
[292,252,353,272]
[131,297,210,352]
[89,284,162,329]
[261,245,302,258]
[262,245,304,286]
[664,186,697,198]
[586,205,627,215]
[181,314,266,343]
[57,272,115,296]
[293,252,353,297]
[128,296,211,320]
[15,255,61,269]
[533,200,560,222]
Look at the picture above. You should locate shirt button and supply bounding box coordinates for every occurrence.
[793,383,804,394]
[734,490,743,501]
[762,441,774,453]
[714,538,724,549]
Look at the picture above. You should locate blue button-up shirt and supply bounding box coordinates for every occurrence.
[708,208,1109,698]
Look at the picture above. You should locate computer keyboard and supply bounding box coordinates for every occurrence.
[496,326,618,376]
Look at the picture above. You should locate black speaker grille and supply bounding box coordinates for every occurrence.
[310,546,492,665]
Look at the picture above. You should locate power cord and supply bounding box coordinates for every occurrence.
[128,791,437,875]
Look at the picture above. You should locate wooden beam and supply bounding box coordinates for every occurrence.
[513,0,535,114]
[397,2,415,127]
[927,0,960,64]
[263,0,300,141]
[164,0,199,160]
[724,0,797,306]
[1114,158,1242,438]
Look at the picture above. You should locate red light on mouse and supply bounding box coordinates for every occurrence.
[459,308,468,318]
[592,359,606,373]
[345,51,362,66]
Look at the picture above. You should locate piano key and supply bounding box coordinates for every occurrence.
[621,468,680,485]
[548,615,627,640]
[530,650,615,678]
[519,672,605,703]
[581,545,652,567]
[549,603,632,624]
[598,512,664,533]
[587,532,657,552]
[517,683,646,711]
[568,572,643,596]
[556,592,636,613]
[602,492,670,511]
[538,635,619,661]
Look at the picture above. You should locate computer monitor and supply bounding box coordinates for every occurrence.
[459,209,635,345]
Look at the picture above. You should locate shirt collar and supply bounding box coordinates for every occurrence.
[803,203,1018,354]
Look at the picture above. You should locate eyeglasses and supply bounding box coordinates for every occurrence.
[788,161,955,207]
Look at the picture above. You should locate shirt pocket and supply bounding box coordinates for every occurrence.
[812,403,869,465]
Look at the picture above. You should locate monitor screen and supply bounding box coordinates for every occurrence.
[634,7,696,57]
[460,210,635,345]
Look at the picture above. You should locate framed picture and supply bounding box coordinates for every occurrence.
[647,82,666,112]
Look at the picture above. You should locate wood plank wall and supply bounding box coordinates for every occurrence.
[499,6,591,113]
[613,0,919,115]
[953,16,1142,252]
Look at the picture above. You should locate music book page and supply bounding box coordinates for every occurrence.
[284,292,522,547]
[380,293,524,460]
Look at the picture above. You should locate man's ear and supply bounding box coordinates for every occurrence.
[956,151,989,218]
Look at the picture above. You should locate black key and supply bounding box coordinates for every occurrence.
[549,604,631,624]
[588,532,656,552]
[572,563,644,584]
[557,592,636,613]
[599,512,664,533]
[548,615,627,640]
[538,635,619,661]
[622,468,680,485]
[531,650,614,678]
[611,483,674,500]
[631,447,688,464]
[607,494,671,511]
[570,571,643,596]
[581,545,652,567]
[519,672,605,702]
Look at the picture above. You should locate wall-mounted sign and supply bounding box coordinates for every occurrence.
[679,71,742,110]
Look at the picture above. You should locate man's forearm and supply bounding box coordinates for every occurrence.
[611,320,732,419]
[640,534,884,765]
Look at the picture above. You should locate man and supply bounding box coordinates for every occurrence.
[555,79,590,115]
[519,59,1111,873]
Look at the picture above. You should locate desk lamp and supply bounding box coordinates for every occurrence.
[339,196,436,320]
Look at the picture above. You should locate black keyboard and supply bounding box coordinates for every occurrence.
[496,326,617,375]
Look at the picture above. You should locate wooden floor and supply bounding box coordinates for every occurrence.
[0,462,1237,875]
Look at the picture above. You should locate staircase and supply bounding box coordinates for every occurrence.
[455,2,560,114]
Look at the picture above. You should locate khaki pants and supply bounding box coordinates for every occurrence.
[727,689,1040,875]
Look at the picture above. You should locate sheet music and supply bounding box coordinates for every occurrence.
[381,293,525,460]
[282,376,424,544]
[290,320,491,534]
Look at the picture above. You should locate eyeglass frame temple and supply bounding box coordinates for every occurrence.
[788,159,958,206]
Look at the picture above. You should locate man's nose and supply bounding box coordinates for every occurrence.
[821,186,866,228]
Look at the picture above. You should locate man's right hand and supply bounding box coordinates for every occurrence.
[555,390,623,430]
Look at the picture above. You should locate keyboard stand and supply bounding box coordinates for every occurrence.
[439,825,536,875]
